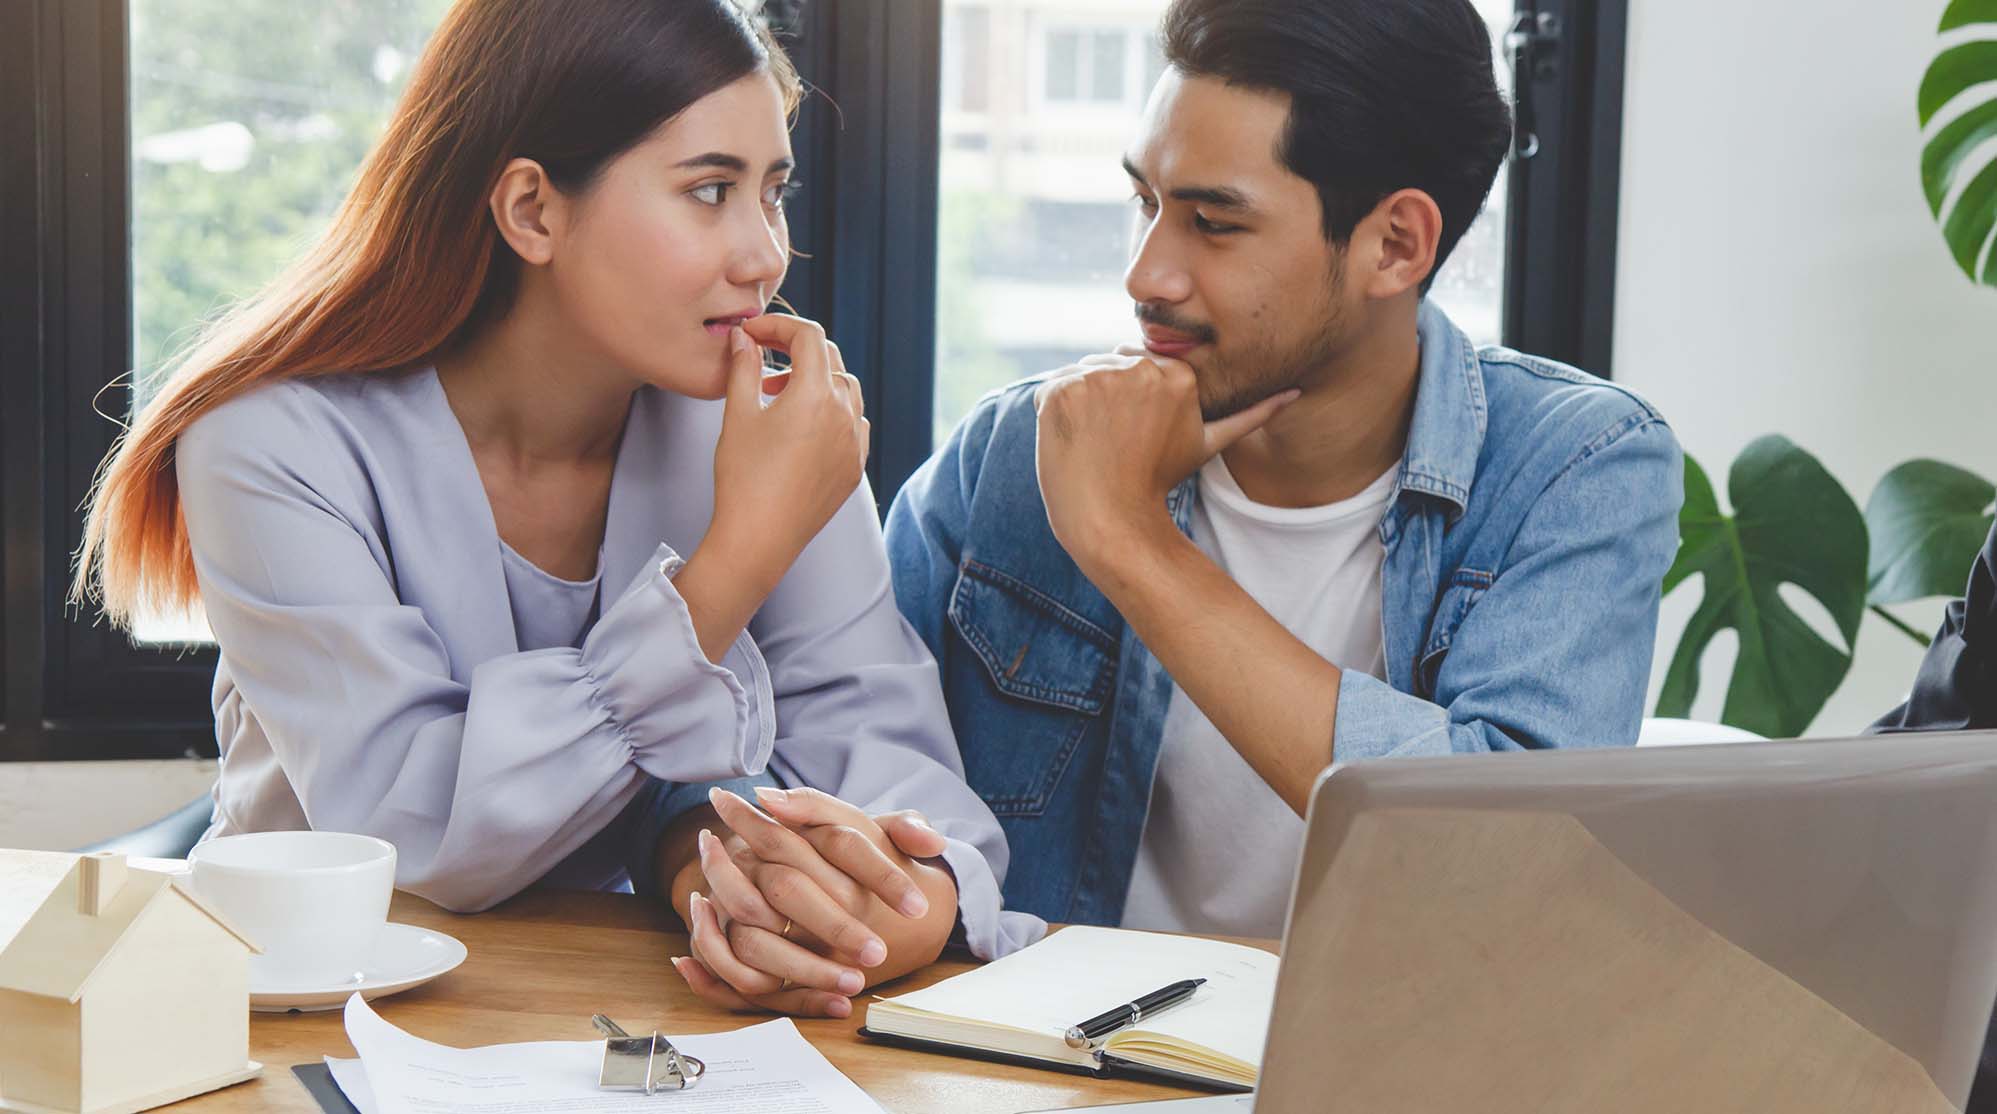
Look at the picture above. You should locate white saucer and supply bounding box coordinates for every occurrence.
[251,922,467,1013]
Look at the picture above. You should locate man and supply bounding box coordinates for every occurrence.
[882,0,1684,933]
[656,0,1686,1016]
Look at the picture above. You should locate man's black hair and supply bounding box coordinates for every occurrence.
[1161,0,1512,289]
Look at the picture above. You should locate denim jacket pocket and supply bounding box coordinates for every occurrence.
[946,560,1118,814]
[1416,568,1492,699]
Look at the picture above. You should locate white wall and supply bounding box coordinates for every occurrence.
[1617,0,1997,736]
[0,761,216,850]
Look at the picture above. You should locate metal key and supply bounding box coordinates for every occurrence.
[593,1014,706,1093]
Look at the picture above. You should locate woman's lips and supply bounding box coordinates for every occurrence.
[702,313,758,338]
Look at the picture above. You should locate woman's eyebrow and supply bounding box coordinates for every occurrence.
[673,153,796,175]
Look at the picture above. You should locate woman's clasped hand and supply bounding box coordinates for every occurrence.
[671,787,960,1018]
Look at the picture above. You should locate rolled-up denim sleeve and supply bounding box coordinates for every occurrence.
[1333,416,1683,762]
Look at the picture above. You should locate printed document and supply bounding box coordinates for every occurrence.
[329,992,886,1113]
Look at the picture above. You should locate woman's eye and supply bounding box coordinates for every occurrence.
[765,179,803,209]
[691,182,734,206]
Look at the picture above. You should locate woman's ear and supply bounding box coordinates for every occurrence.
[1354,188,1443,300]
[489,157,561,265]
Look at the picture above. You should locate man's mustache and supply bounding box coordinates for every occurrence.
[1134,303,1218,345]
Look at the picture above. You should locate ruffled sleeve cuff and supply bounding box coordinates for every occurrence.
[581,543,777,783]
[938,836,1047,960]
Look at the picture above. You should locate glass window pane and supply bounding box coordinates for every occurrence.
[1091,30,1126,103]
[1045,28,1080,101]
[127,0,453,643]
[1141,30,1167,101]
[1423,0,1513,349]
[938,1,1174,442]
[953,6,992,113]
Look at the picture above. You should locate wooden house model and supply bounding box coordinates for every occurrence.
[0,851,261,1114]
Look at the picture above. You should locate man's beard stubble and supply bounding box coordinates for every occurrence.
[1136,274,1342,422]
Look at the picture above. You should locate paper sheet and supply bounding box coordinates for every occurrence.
[330,993,886,1114]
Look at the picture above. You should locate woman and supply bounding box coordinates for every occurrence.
[75,0,1036,1018]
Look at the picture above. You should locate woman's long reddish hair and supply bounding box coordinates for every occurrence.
[75,0,799,629]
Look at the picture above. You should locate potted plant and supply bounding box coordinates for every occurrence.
[1655,0,1997,736]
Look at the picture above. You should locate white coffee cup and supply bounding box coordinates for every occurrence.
[187,830,396,988]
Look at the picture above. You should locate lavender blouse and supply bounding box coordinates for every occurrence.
[175,367,1042,958]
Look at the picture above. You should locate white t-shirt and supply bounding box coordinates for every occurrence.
[1120,455,1395,938]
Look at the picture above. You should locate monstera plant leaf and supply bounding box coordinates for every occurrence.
[1866,459,1997,605]
[1920,0,1997,284]
[1656,437,1870,738]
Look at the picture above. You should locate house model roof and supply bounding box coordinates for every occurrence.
[0,852,259,1003]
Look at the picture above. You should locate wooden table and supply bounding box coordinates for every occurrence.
[166,889,1246,1113]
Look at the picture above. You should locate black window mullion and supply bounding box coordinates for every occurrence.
[872,0,943,500]
[1,0,50,750]
[780,0,941,510]
[1573,0,1629,374]
[1502,0,1628,377]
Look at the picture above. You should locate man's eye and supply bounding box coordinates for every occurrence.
[1194,212,1240,235]
[1132,193,1159,215]
[691,182,734,206]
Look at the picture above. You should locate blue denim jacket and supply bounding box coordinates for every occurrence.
[882,303,1684,926]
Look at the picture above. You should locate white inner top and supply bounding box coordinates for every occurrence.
[1121,455,1396,938]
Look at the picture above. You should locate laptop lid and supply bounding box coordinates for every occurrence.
[1252,732,1997,1114]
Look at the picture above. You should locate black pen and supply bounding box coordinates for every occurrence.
[1063,978,1207,1049]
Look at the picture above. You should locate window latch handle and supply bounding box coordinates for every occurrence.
[1505,9,1563,161]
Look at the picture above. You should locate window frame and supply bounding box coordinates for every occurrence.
[1501,0,1630,376]
[777,0,944,505]
[0,0,1626,762]
[5,0,218,763]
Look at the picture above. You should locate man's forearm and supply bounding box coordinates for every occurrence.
[1079,512,1341,814]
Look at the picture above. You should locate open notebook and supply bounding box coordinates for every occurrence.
[861,925,1277,1091]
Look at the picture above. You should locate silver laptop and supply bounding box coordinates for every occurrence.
[1034,731,1997,1113]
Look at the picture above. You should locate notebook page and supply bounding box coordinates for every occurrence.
[877,926,1276,1059]
[1108,944,1279,1070]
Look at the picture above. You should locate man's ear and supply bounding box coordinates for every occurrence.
[1350,188,1443,300]
[489,157,562,266]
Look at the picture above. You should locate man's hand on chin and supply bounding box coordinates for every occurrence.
[1032,348,1297,577]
